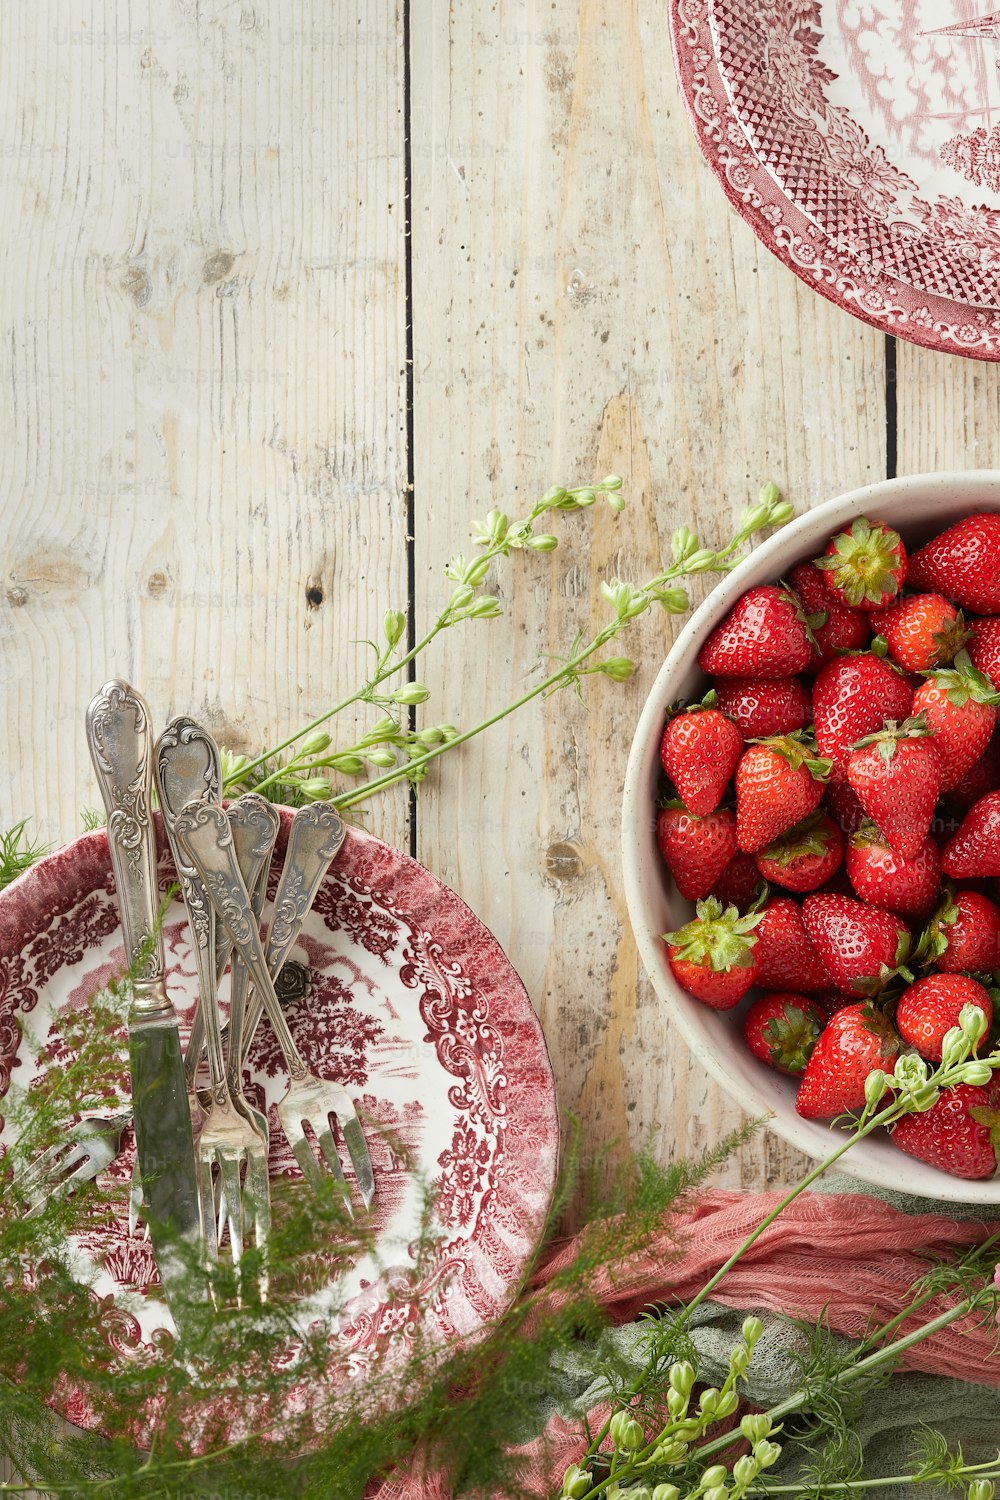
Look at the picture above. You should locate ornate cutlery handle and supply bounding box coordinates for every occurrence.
[241,804,346,1055]
[155,721,226,1097]
[226,797,280,1083]
[85,680,166,1009]
[174,803,312,1084]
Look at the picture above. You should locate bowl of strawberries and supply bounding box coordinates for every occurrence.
[622,472,1000,1200]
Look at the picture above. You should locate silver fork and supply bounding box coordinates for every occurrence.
[174,801,374,1211]
[17,1108,132,1214]
[156,730,273,1289]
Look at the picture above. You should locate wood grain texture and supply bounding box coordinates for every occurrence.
[896,344,1000,471]
[0,0,410,851]
[410,0,887,1197]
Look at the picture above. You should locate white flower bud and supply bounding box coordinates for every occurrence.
[733,1456,758,1488]
[391,682,431,705]
[961,1003,990,1043]
[700,1466,728,1489]
[365,750,397,769]
[561,1463,591,1499]
[652,1486,681,1500]
[299,729,332,756]
[958,1061,994,1087]
[298,777,333,801]
[940,1026,969,1068]
[669,1361,696,1396]
[753,1440,781,1468]
[864,1069,889,1109]
[740,1414,772,1443]
[741,1314,764,1346]
[382,608,406,647]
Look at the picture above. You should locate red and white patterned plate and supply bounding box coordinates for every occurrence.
[0,814,558,1438]
[671,0,1000,357]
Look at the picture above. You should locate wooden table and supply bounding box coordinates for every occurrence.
[5,0,1000,1234]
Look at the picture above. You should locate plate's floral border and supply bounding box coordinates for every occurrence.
[672,0,1000,358]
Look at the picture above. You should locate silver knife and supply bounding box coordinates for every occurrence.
[85,680,202,1325]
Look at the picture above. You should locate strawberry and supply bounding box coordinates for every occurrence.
[891,1080,1000,1179]
[812,653,913,775]
[753,896,834,993]
[921,888,1000,974]
[796,1003,900,1118]
[744,993,825,1077]
[662,897,761,1010]
[735,735,831,853]
[815,517,907,611]
[845,826,941,921]
[709,851,764,913]
[824,775,868,835]
[711,677,811,740]
[907,512,1000,614]
[894,974,993,1062]
[787,561,869,668]
[697,586,814,679]
[871,593,968,673]
[911,651,1000,793]
[754,811,843,894]
[659,701,743,817]
[968,615,1000,691]
[802,893,911,996]
[845,718,941,860]
[943,730,1000,813]
[656,805,737,902]
[941,790,1000,878]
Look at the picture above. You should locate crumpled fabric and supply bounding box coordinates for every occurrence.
[367,1180,1000,1500]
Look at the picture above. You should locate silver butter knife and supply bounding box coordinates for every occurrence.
[85,680,202,1325]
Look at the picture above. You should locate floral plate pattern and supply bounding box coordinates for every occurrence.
[671,0,1000,357]
[0,815,558,1438]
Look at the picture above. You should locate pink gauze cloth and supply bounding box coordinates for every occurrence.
[367,1188,999,1500]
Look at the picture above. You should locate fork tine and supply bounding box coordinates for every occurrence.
[316,1126,354,1217]
[217,1153,245,1266]
[336,1108,375,1210]
[18,1137,73,1192]
[242,1151,271,1303]
[22,1143,93,1216]
[287,1129,326,1192]
[198,1160,220,1267]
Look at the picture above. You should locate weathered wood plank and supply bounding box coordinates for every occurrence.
[0,0,410,851]
[896,344,1000,472]
[409,0,887,1197]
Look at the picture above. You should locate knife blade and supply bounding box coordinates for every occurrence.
[85,680,202,1329]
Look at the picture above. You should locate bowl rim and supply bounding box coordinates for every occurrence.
[621,470,1000,1203]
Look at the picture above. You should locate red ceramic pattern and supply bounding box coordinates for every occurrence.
[671,0,1000,358]
[0,814,558,1441]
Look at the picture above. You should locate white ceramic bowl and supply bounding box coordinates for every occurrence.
[622,472,1000,1203]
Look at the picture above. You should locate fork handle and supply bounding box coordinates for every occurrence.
[85,681,167,1009]
[173,803,312,1084]
[240,804,346,1059]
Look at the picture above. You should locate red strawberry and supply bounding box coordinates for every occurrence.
[941,790,1000,878]
[662,897,761,1010]
[711,677,811,740]
[968,615,1000,691]
[812,653,913,775]
[921,888,1000,974]
[894,974,993,1062]
[656,805,737,901]
[907,513,1000,614]
[796,1003,900,1118]
[911,651,1000,793]
[735,735,831,853]
[709,851,764,913]
[787,561,869,668]
[871,593,968,673]
[753,896,834,993]
[697,587,814,679]
[824,775,868,835]
[891,1081,1000,1179]
[815,517,907,611]
[744,993,825,1077]
[944,730,1000,813]
[659,703,742,817]
[802,893,911,996]
[846,827,941,921]
[754,811,843,894]
[846,718,941,860]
